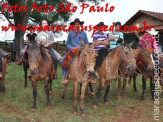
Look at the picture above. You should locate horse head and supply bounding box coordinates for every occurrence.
[78,39,97,76]
[27,41,42,74]
[140,47,155,72]
[120,42,136,71]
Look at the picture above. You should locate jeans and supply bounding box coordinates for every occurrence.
[46,47,58,71]
[0,54,2,72]
[20,45,28,57]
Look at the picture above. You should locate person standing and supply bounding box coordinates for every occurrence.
[10,39,17,62]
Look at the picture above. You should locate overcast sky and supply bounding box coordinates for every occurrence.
[0,0,163,42]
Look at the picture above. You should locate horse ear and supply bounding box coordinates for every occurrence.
[80,38,86,48]
[123,41,127,47]
[77,48,82,57]
[91,41,96,49]
[128,42,134,47]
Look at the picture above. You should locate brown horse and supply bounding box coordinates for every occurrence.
[128,47,155,100]
[27,43,56,111]
[117,47,155,100]
[0,56,8,92]
[93,43,136,109]
[63,40,97,117]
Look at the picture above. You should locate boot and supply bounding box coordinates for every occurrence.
[61,79,68,85]
[89,79,96,84]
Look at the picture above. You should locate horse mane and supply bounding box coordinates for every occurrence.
[29,43,49,61]
[40,46,49,61]
[95,48,109,67]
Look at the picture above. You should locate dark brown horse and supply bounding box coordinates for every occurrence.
[93,43,136,109]
[27,43,56,111]
[117,47,155,100]
[0,56,8,92]
[62,40,97,117]
[128,47,155,100]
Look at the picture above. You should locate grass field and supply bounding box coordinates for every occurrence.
[0,63,162,122]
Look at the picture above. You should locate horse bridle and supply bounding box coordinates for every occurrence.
[79,48,96,74]
[118,46,135,78]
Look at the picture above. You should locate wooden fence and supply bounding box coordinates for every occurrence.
[0,41,68,56]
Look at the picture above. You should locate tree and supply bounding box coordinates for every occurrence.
[0,0,105,59]
[0,0,73,59]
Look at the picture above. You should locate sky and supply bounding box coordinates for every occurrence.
[0,0,163,42]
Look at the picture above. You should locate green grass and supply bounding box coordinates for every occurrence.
[0,63,162,122]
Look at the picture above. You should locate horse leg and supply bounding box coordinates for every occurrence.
[0,79,5,93]
[141,75,146,101]
[128,73,132,87]
[73,81,78,115]
[80,82,88,118]
[61,82,69,99]
[31,80,37,111]
[133,73,138,92]
[117,77,122,100]
[49,79,53,95]
[123,78,127,98]
[104,81,110,105]
[24,64,28,88]
[93,79,103,109]
[89,83,95,96]
[45,78,51,108]
[150,76,154,100]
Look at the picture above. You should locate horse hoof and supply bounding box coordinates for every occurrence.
[81,113,85,118]
[123,95,127,98]
[105,102,109,105]
[90,92,96,97]
[24,86,27,88]
[47,105,52,109]
[31,108,36,112]
[117,96,121,101]
[49,91,53,95]
[92,105,97,109]
[134,90,138,93]
[73,111,77,115]
[61,96,65,100]
[140,100,145,102]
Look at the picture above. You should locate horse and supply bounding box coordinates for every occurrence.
[27,42,56,111]
[62,40,97,117]
[127,47,155,100]
[0,56,8,92]
[93,43,136,109]
[117,47,155,100]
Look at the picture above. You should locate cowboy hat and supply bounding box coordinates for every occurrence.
[96,22,106,27]
[146,28,158,35]
[70,18,84,25]
[37,32,48,43]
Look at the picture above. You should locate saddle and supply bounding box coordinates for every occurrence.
[62,47,81,70]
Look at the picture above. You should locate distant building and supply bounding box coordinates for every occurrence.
[123,10,163,52]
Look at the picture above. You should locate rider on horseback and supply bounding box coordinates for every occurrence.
[61,18,96,85]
